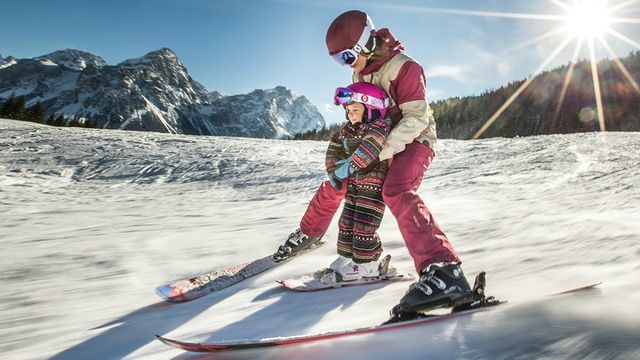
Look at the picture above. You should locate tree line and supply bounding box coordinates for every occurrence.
[434,50,640,139]
[0,94,98,128]
[290,122,343,140]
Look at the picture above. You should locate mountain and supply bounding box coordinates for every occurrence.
[209,86,327,138]
[0,54,18,69]
[35,49,108,71]
[0,48,325,138]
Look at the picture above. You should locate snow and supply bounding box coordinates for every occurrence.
[36,49,108,71]
[0,58,17,69]
[1,118,638,359]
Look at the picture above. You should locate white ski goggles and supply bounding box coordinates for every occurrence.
[331,46,361,66]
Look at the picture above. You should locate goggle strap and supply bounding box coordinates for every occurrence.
[357,15,375,53]
[352,92,386,108]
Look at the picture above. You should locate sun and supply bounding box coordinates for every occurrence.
[564,0,612,38]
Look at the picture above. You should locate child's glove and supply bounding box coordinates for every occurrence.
[327,172,344,190]
[327,159,355,190]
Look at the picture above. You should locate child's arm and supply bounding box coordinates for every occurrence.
[325,131,347,173]
[331,119,391,181]
[350,119,391,172]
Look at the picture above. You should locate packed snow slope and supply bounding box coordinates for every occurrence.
[1,118,638,360]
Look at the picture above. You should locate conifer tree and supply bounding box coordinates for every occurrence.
[26,103,45,123]
[54,113,66,127]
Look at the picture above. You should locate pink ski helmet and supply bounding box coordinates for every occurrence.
[334,82,389,122]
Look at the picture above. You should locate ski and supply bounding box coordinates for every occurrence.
[276,273,413,292]
[155,239,325,303]
[155,277,600,352]
[276,255,414,292]
[155,303,504,352]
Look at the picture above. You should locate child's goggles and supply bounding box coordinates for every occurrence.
[334,87,389,109]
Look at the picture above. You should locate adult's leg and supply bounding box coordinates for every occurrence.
[382,141,460,272]
[299,180,346,237]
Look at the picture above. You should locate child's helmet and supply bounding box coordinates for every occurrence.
[334,82,389,122]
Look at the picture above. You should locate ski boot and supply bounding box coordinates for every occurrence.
[387,263,473,322]
[271,228,322,262]
[315,254,395,284]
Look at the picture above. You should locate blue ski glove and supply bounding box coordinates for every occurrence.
[327,159,355,190]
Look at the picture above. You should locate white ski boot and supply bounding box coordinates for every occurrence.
[316,256,382,284]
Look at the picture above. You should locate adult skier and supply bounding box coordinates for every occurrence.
[273,10,472,317]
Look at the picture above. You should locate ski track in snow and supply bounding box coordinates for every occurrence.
[0,119,639,359]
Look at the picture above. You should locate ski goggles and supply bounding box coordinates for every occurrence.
[331,45,361,66]
[334,87,389,109]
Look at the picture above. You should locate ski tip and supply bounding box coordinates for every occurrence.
[550,281,603,296]
[155,335,182,349]
[155,335,183,346]
[155,334,170,344]
[155,285,189,303]
[276,279,306,290]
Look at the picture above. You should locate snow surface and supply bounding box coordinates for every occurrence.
[1,118,638,359]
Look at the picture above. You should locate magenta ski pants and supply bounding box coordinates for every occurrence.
[299,140,460,272]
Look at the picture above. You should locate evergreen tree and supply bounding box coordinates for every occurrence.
[0,94,19,119]
[26,103,46,123]
[291,123,343,141]
[46,113,56,125]
[54,113,66,127]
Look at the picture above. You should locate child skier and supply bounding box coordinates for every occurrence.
[320,82,392,283]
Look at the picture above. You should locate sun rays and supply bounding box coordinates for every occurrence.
[395,0,640,138]
[474,0,640,137]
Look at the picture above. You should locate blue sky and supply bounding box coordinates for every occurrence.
[2,0,639,125]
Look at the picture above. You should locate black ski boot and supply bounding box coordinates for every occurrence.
[389,263,473,320]
[271,228,322,262]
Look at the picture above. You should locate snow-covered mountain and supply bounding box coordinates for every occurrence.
[1,118,638,359]
[209,86,327,138]
[35,49,108,71]
[0,54,18,69]
[0,48,325,138]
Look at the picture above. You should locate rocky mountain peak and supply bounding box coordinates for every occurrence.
[0,47,325,138]
[36,49,107,70]
[118,48,184,70]
[0,55,17,69]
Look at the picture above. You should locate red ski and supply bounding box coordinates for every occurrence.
[156,278,601,352]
